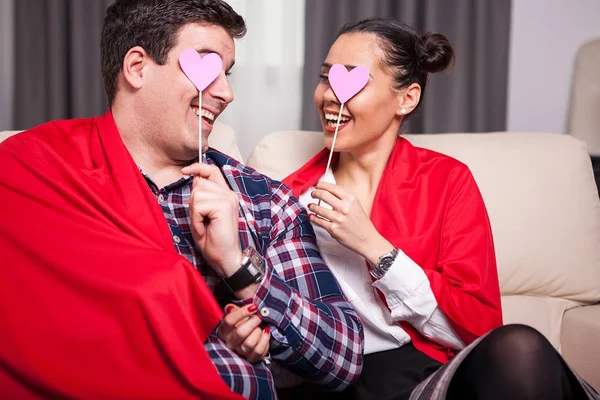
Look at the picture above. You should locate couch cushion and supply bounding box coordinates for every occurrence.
[0,130,20,143]
[501,295,581,351]
[247,131,600,302]
[0,121,243,162]
[207,121,243,162]
[562,304,600,391]
[568,38,600,156]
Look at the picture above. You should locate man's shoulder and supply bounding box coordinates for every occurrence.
[208,149,307,242]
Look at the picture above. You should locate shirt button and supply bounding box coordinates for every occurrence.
[173,235,181,244]
[260,307,270,317]
[158,194,166,203]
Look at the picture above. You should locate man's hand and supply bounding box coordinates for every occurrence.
[218,304,271,364]
[181,163,243,278]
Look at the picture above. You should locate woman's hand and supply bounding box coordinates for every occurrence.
[217,304,271,364]
[308,181,394,265]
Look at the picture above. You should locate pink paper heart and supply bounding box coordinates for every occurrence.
[178,49,223,92]
[328,64,369,103]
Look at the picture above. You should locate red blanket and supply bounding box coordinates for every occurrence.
[284,138,503,363]
[0,111,242,399]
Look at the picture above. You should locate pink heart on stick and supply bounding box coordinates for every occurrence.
[178,49,223,92]
[328,64,369,103]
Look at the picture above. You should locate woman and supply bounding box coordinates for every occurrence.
[281,18,599,400]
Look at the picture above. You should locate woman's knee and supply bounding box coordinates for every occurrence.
[480,324,555,365]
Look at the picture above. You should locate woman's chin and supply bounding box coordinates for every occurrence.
[323,138,343,152]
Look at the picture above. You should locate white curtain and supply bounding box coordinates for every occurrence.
[0,0,15,130]
[222,0,305,159]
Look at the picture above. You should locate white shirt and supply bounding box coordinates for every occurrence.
[298,171,465,355]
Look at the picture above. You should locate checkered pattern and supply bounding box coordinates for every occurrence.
[142,150,364,399]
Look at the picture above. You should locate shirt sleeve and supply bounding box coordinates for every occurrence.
[372,250,466,350]
[242,182,364,392]
[204,332,276,399]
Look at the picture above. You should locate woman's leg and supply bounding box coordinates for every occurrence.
[446,324,588,400]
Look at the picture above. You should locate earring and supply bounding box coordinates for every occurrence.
[401,108,407,114]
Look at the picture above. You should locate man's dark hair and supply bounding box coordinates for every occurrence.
[101,0,246,104]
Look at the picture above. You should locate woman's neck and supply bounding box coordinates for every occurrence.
[333,135,397,195]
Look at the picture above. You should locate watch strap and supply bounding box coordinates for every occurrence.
[370,247,398,280]
[223,247,265,292]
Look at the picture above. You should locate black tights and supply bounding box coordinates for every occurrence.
[447,324,589,400]
[276,324,591,400]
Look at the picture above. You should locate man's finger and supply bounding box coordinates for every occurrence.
[182,163,228,187]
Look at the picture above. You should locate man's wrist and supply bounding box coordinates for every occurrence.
[234,282,260,300]
[222,247,266,294]
[221,251,245,278]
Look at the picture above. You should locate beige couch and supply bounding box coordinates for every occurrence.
[2,126,600,390]
[247,129,600,391]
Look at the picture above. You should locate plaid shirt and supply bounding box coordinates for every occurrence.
[142,150,364,399]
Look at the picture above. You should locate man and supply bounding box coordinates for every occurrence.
[0,1,363,399]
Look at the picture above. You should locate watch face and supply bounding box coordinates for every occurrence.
[380,255,395,269]
[247,263,261,276]
[246,247,265,273]
[372,248,398,279]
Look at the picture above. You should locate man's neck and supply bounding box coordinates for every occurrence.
[133,148,192,189]
[112,108,193,189]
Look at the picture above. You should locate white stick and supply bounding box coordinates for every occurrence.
[318,104,344,207]
[199,91,206,163]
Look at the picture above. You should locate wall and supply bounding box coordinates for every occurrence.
[0,0,15,130]
[220,0,305,159]
[507,0,600,133]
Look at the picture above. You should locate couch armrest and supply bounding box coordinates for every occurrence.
[561,304,600,391]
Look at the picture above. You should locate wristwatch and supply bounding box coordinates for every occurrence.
[223,247,265,292]
[370,248,399,280]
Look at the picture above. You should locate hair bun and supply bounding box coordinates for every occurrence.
[416,32,455,73]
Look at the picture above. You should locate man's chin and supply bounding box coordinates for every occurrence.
[201,118,215,136]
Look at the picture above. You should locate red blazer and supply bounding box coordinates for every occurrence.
[284,137,503,363]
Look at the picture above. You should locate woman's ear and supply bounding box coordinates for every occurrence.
[121,46,149,91]
[396,83,421,117]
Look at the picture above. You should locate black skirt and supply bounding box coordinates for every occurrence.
[276,343,442,400]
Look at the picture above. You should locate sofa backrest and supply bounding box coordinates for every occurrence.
[568,37,600,156]
[247,130,600,303]
[0,120,244,162]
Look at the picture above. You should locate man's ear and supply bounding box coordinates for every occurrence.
[121,46,149,90]
[395,83,421,117]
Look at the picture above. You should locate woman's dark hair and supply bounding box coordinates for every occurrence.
[337,18,455,115]
[101,0,246,105]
